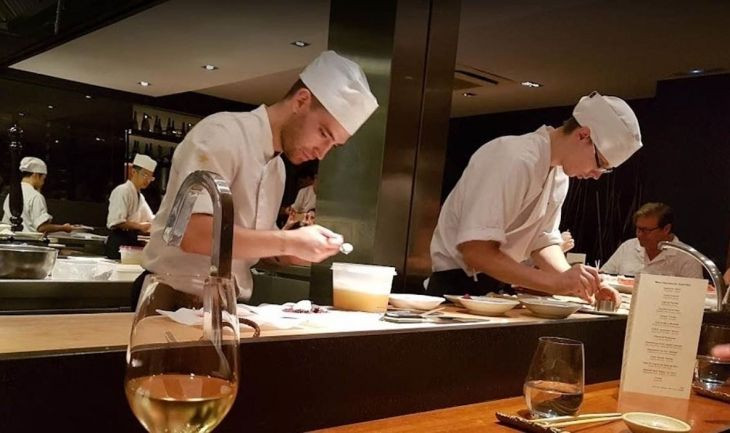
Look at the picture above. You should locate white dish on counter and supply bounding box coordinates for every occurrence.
[622,412,691,433]
[388,294,444,310]
[460,296,520,316]
[444,294,468,306]
[520,298,582,319]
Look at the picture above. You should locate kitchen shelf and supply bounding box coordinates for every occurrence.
[127,129,183,144]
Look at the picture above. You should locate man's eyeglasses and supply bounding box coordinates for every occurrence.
[592,141,613,174]
[635,226,662,234]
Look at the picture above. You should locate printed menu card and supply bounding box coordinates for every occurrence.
[620,273,707,399]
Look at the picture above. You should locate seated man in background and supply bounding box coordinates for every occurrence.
[601,202,702,278]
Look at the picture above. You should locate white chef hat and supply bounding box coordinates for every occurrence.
[573,91,643,167]
[133,153,157,172]
[19,156,47,174]
[299,50,378,135]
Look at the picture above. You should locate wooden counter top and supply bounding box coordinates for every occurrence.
[315,381,730,433]
[0,306,621,357]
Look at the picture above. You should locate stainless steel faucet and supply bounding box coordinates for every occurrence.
[658,241,728,312]
[162,170,234,279]
[161,170,236,352]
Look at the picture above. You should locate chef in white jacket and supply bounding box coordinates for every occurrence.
[427,92,643,301]
[1,157,77,233]
[139,50,378,304]
[105,153,156,259]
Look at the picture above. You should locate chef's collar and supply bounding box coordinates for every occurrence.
[253,105,277,161]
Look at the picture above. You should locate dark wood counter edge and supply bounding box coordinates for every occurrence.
[0,312,622,360]
[0,314,629,433]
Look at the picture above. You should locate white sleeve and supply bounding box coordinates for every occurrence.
[291,188,306,212]
[530,171,568,252]
[138,194,155,223]
[601,241,627,274]
[28,193,52,231]
[455,152,532,247]
[171,119,240,216]
[107,187,129,228]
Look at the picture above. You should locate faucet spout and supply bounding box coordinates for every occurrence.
[658,241,728,312]
[162,170,234,279]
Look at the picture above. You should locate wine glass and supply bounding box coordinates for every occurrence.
[524,336,584,418]
[125,273,239,433]
[694,324,730,392]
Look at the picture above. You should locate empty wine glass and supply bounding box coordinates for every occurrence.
[124,273,239,433]
[524,336,585,418]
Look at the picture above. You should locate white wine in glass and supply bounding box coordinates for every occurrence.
[125,274,239,433]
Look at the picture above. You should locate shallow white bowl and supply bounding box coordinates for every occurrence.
[622,412,691,433]
[520,298,581,319]
[388,294,445,310]
[444,294,467,306]
[460,296,519,316]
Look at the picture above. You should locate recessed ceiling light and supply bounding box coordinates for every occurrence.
[521,81,542,88]
[462,92,477,97]
[18,112,25,117]
[291,40,310,48]
[202,64,218,71]
[85,95,92,99]
[138,81,151,87]
[54,139,59,144]
[47,105,54,109]
[689,68,704,75]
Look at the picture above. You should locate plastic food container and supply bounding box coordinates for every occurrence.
[119,246,145,265]
[331,262,396,313]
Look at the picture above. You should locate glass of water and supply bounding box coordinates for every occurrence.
[524,336,585,418]
[694,324,730,393]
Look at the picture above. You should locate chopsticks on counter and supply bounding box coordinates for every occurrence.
[495,411,622,432]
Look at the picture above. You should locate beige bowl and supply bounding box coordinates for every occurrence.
[520,298,582,319]
[460,296,519,316]
[622,412,691,433]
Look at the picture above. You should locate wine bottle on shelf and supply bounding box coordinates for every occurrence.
[170,119,177,137]
[131,110,139,131]
[153,116,162,134]
[157,145,163,162]
[131,140,140,158]
[164,117,173,135]
[140,113,151,132]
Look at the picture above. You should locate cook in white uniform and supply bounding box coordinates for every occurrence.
[1,157,77,234]
[139,51,378,303]
[428,92,643,301]
[105,154,157,259]
[601,202,702,278]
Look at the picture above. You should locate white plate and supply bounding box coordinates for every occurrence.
[388,294,445,310]
[520,298,582,319]
[460,296,519,316]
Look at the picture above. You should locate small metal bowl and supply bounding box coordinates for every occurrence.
[0,243,58,279]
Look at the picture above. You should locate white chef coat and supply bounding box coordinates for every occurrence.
[430,125,568,275]
[143,106,286,298]
[291,185,316,212]
[106,180,154,229]
[600,236,703,278]
[1,182,53,232]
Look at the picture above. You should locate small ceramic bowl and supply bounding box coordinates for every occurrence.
[388,294,445,310]
[520,298,582,319]
[622,412,691,433]
[459,296,519,316]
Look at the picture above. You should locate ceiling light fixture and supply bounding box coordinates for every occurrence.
[47,105,54,109]
[688,68,704,75]
[202,64,218,71]
[521,81,542,88]
[462,92,477,97]
[18,112,25,117]
[291,40,310,48]
[138,81,150,87]
[85,95,92,99]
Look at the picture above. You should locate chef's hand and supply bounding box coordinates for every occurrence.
[286,225,342,263]
[712,344,730,360]
[61,223,74,233]
[555,264,601,302]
